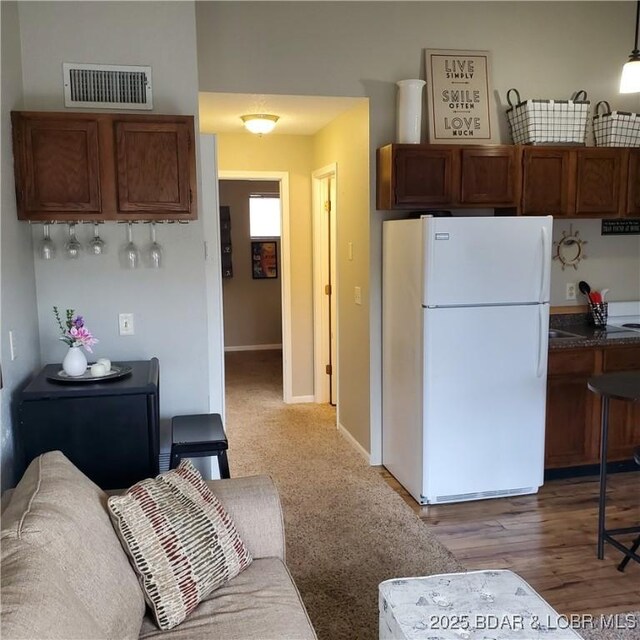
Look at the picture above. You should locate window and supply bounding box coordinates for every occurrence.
[249,195,281,238]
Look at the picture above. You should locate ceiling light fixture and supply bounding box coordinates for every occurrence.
[620,0,640,93]
[241,114,279,135]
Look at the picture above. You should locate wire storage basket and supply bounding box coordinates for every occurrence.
[593,101,640,147]
[506,89,590,145]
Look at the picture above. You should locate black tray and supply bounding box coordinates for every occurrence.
[46,364,133,384]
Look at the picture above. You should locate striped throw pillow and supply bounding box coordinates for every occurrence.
[107,459,252,630]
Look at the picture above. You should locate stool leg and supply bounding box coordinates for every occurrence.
[217,451,230,479]
[617,535,640,572]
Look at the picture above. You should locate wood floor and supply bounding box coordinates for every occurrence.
[378,468,640,615]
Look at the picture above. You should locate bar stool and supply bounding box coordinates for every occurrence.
[618,446,640,572]
[170,413,230,479]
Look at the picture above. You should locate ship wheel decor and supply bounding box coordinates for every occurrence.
[553,224,588,271]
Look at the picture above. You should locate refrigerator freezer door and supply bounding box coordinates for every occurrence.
[421,304,548,504]
[422,216,552,307]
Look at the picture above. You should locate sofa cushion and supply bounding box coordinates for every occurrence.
[138,558,317,640]
[1,538,103,640]
[108,459,253,631]
[1,451,145,639]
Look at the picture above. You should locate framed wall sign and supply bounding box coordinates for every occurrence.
[425,49,496,144]
[251,241,278,279]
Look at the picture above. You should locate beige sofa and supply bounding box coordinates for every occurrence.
[1,451,317,640]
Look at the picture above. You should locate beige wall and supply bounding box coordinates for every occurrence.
[197,1,640,462]
[214,133,315,398]
[551,219,640,307]
[313,101,370,451]
[17,1,209,466]
[219,181,282,348]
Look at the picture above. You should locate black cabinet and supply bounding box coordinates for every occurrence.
[17,359,160,489]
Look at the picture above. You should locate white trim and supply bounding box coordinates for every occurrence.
[224,344,282,352]
[289,395,316,404]
[338,422,370,463]
[312,163,338,405]
[218,170,293,404]
[200,134,226,421]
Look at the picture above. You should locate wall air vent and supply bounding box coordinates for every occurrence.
[63,63,153,110]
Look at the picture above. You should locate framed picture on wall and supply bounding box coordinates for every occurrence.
[425,48,497,143]
[251,241,278,279]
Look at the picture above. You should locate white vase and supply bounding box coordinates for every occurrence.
[62,346,87,377]
[396,79,426,144]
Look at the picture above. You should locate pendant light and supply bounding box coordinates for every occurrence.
[620,0,640,93]
[241,114,279,135]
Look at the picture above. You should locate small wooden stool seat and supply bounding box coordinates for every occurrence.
[170,413,230,479]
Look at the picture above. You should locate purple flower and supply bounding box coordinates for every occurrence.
[68,325,98,353]
[73,316,84,329]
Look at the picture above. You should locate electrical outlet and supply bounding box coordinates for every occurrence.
[354,286,362,305]
[119,313,135,336]
[566,282,577,301]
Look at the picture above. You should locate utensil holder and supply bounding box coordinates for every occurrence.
[589,302,608,328]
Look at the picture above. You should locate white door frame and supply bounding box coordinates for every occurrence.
[312,163,337,405]
[200,134,226,420]
[217,170,294,404]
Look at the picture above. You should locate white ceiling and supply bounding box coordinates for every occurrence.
[199,92,366,136]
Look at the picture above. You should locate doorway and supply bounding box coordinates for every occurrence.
[312,164,338,406]
[217,170,294,403]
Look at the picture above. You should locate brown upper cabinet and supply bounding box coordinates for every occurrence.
[379,143,637,218]
[376,144,520,210]
[627,149,640,216]
[521,147,629,218]
[11,111,197,222]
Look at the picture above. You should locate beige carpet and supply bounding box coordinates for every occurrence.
[224,350,462,639]
[224,350,640,640]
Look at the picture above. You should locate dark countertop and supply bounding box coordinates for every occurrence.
[549,313,640,350]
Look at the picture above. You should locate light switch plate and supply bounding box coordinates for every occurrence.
[119,313,135,336]
[354,286,362,305]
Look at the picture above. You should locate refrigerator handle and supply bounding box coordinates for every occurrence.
[536,304,545,378]
[540,225,551,303]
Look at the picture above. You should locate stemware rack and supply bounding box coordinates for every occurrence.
[30,220,187,267]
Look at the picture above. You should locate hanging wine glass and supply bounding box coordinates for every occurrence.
[88,223,106,255]
[39,223,56,260]
[147,222,163,268]
[122,222,140,269]
[64,223,82,259]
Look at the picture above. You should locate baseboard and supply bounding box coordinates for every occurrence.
[338,422,370,463]
[224,344,282,352]
[288,395,315,404]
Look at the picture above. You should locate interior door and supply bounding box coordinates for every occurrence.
[328,176,337,405]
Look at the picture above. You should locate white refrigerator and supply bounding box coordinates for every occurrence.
[382,215,552,505]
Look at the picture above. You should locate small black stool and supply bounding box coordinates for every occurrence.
[170,413,230,479]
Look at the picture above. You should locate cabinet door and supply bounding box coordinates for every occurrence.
[393,147,458,207]
[575,149,626,217]
[115,120,194,215]
[522,148,574,216]
[13,115,101,217]
[460,147,520,206]
[627,150,640,216]
[545,350,599,468]
[18,395,153,490]
[602,346,640,461]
